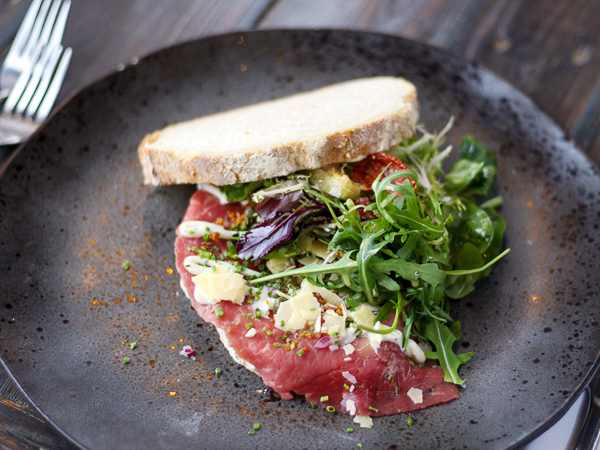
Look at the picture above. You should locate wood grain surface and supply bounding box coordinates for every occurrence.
[0,0,599,447]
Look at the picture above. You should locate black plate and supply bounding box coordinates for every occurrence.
[1,30,599,450]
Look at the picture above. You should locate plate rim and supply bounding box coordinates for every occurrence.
[0,27,598,450]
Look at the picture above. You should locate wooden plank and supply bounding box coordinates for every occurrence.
[57,0,274,103]
[259,0,600,160]
[459,0,600,158]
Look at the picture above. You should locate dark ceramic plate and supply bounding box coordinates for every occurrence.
[1,30,599,450]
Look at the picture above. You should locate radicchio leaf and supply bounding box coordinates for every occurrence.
[236,205,327,260]
[255,181,304,220]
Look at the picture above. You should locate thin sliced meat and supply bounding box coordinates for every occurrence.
[175,191,459,416]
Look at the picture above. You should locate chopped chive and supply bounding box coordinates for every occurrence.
[280,320,285,326]
[395,386,398,394]
[432,365,437,368]
[356,330,362,337]
[297,349,304,356]
[407,418,413,426]
[215,368,222,375]
[266,330,273,336]
[334,340,340,345]
[215,307,224,318]
[388,374,393,381]
[253,423,260,430]
[130,342,137,350]
[273,342,282,347]
[290,343,296,350]
[343,384,350,389]
[320,396,329,402]
[211,265,217,272]
[248,430,255,435]
[368,406,378,412]
[123,357,130,364]
[122,261,131,270]
[246,322,254,329]
[347,428,354,433]
[358,444,363,448]
[310,402,315,408]
[227,327,231,333]
[327,406,335,413]
[408,359,414,366]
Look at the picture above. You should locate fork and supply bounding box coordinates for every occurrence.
[0,0,71,100]
[0,42,72,146]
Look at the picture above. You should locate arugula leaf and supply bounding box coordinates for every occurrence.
[370,258,446,286]
[422,320,472,384]
[357,229,393,304]
[375,300,395,323]
[373,170,445,238]
[252,252,358,284]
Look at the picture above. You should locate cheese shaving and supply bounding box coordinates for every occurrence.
[342,371,357,384]
[407,387,423,404]
[346,400,356,415]
[353,415,373,428]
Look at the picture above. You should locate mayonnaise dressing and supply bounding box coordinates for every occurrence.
[179,221,240,240]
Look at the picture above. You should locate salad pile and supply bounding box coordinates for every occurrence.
[211,119,508,384]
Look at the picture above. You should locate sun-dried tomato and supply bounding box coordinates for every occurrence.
[350,153,417,194]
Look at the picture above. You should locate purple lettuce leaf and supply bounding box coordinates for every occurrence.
[236,206,328,260]
[255,182,305,220]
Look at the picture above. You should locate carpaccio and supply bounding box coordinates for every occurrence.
[174,191,459,418]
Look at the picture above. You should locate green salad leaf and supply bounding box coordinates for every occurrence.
[422,320,472,384]
[223,119,507,385]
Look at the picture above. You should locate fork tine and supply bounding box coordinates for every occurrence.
[47,0,71,51]
[3,42,45,113]
[35,47,71,122]
[6,0,43,60]
[25,45,62,117]
[22,0,52,61]
[35,0,62,53]
[15,43,59,115]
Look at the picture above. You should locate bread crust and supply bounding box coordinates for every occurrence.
[138,78,419,186]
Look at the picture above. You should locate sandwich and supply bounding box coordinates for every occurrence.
[138,77,508,426]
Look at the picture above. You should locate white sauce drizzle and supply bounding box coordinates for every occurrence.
[179,221,240,240]
[367,322,426,364]
[196,183,229,204]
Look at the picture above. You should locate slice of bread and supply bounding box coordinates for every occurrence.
[138,77,419,186]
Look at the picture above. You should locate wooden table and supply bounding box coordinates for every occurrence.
[0,0,599,447]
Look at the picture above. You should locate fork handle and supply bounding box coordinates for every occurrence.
[575,365,600,450]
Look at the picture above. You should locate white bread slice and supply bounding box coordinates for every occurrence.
[138,77,419,186]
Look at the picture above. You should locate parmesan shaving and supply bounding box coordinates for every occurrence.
[407,387,423,404]
[342,371,357,384]
[353,415,373,428]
